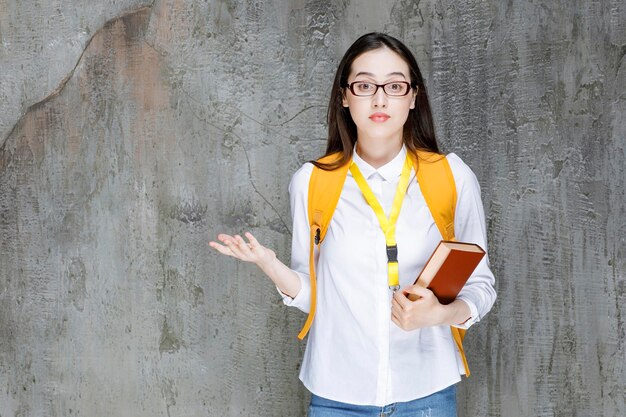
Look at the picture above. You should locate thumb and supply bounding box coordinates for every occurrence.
[403,284,432,301]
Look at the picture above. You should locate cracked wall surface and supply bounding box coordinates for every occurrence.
[0,0,155,147]
[0,1,625,416]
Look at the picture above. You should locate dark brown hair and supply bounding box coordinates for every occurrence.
[312,32,440,170]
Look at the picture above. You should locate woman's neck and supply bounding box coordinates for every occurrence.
[355,137,403,169]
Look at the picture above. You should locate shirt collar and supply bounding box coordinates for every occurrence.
[351,144,407,182]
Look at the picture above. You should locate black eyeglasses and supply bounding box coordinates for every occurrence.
[345,81,413,97]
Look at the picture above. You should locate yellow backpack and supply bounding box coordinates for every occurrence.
[297,149,471,376]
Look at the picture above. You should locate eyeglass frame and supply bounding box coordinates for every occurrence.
[343,81,416,97]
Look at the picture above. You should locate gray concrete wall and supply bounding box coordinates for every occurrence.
[0,1,624,416]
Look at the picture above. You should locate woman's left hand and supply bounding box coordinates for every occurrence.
[391,285,447,330]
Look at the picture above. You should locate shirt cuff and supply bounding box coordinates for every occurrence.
[451,297,480,329]
[275,271,311,314]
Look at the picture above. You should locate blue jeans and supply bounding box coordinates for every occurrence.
[308,384,457,417]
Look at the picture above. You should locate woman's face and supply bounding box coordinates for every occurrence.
[342,47,417,143]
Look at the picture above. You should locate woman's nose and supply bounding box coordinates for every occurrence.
[372,87,388,107]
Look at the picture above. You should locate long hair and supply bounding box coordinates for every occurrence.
[312,32,440,170]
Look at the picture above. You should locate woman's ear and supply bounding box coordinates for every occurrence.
[409,89,417,109]
[342,92,349,107]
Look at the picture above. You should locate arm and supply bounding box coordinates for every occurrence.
[277,162,314,313]
[391,154,496,331]
[208,163,314,312]
[447,154,497,329]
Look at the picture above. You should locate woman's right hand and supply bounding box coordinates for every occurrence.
[209,231,302,299]
[208,232,276,269]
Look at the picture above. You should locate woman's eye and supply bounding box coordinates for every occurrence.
[356,82,372,91]
[389,83,402,91]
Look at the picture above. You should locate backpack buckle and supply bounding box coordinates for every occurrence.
[314,228,321,245]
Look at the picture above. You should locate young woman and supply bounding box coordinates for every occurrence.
[210,32,496,417]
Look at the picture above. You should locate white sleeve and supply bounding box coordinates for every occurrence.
[275,163,314,314]
[446,153,497,329]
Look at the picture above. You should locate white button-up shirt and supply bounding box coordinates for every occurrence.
[279,145,496,406]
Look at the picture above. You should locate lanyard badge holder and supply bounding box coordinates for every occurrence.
[350,154,413,292]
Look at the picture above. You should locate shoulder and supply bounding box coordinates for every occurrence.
[445,152,481,193]
[288,162,314,197]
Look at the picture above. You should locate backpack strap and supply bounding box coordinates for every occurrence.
[297,152,350,340]
[411,150,457,240]
[412,150,470,377]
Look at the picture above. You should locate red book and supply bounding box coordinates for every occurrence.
[409,240,485,304]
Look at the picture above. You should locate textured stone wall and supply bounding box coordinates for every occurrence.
[0,1,624,416]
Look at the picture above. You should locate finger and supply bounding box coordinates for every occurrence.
[213,234,252,260]
[391,297,404,312]
[391,312,403,329]
[217,233,236,243]
[245,232,261,248]
[404,284,431,299]
[391,306,401,321]
[208,241,235,257]
[234,234,249,247]
[391,297,408,321]
[234,235,254,254]
[393,290,412,310]
[224,237,250,260]
[218,235,239,249]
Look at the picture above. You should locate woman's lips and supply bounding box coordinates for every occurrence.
[369,113,390,122]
